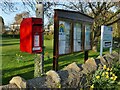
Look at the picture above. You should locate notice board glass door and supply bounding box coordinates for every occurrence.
[73,23,82,52]
[59,21,71,55]
[85,24,91,50]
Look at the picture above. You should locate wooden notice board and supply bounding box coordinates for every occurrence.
[53,9,94,71]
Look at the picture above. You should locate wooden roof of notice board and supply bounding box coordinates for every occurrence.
[55,9,94,23]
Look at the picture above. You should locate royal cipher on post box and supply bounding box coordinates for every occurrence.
[20,18,43,54]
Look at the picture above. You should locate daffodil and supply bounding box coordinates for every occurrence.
[110,72,113,75]
[112,74,115,77]
[91,84,94,88]
[113,76,117,81]
[107,68,110,71]
[110,68,112,71]
[102,72,105,76]
[58,84,61,88]
[106,75,109,79]
[110,77,114,80]
[103,65,107,70]
[96,76,100,79]
[105,72,109,75]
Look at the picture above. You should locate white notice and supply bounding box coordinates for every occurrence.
[100,25,113,56]
[34,35,39,46]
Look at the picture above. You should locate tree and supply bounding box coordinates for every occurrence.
[56,1,120,51]
[14,11,29,24]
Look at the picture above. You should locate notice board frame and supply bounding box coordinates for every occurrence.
[53,9,94,71]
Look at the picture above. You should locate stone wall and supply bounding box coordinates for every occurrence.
[0,51,119,89]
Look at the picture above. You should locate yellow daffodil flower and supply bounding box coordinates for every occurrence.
[106,75,109,79]
[113,76,117,81]
[103,65,107,70]
[110,68,112,71]
[112,74,115,77]
[110,72,113,75]
[105,72,109,75]
[102,72,105,76]
[58,84,61,88]
[110,77,114,80]
[91,84,94,88]
[107,68,110,71]
[96,76,100,79]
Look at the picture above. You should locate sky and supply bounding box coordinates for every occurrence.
[0,1,65,27]
[0,1,119,26]
[0,2,36,26]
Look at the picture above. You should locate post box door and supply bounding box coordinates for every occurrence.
[32,25,42,53]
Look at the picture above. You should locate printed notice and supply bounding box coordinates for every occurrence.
[34,35,39,46]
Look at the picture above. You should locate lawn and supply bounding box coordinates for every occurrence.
[0,37,115,85]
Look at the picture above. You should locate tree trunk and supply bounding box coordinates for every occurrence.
[92,36,99,52]
[117,19,120,62]
[92,45,97,52]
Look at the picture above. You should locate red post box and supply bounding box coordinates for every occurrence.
[20,18,43,54]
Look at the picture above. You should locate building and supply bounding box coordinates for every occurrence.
[10,12,29,34]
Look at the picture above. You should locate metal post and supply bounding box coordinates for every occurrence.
[100,26,104,56]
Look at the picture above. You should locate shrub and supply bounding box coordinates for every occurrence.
[90,65,118,89]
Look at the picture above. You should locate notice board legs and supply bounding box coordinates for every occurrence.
[84,51,88,63]
[53,56,58,71]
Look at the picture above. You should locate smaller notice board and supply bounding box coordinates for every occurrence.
[101,25,113,48]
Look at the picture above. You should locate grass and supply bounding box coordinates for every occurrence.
[0,37,117,85]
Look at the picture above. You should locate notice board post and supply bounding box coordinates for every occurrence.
[84,51,88,62]
[53,11,59,71]
[53,9,93,71]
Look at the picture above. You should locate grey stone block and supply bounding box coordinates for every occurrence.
[82,58,97,74]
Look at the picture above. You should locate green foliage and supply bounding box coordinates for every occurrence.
[44,34,53,40]
[15,53,24,63]
[112,23,119,38]
[112,62,120,81]
[91,65,118,89]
